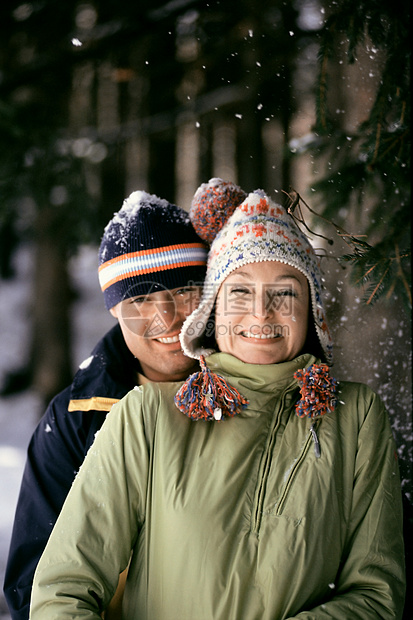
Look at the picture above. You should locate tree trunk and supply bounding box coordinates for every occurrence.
[235,107,264,193]
[30,206,73,410]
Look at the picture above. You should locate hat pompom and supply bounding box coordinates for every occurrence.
[190,178,247,244]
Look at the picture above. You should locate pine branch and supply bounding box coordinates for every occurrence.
[283,188,411,308]
[340,242,411,306]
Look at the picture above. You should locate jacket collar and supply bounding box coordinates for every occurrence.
[205,352,317,403]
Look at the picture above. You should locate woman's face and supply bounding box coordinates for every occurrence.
[215,261,309,365]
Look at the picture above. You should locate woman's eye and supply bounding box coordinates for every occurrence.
[229,287,251,295]
[131,297,147,305]
[274,289,296,297]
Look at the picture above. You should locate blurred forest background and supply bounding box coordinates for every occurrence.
[0,0,411,500]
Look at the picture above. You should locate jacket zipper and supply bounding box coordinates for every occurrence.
[275,418,321,516]
[252,388,291,534]
[253,396,321,531]
[310,420,321,458]
[274,432,312,516]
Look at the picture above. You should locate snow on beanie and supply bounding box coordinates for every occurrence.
[98,191,208,310]
[180,180,333,366]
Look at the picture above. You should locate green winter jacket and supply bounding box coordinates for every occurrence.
[30,352,405,619]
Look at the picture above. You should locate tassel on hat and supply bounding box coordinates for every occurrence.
[174,356,249,421]
[294,364,338,419]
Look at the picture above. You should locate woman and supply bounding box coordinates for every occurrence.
[30,179,405,619]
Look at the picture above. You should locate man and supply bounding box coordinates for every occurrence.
[3,190,208,620]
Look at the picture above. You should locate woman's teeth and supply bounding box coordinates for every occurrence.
[156,334,180,344]
[242,331,280,339]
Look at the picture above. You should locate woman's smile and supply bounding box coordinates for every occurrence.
[237,325,285,339]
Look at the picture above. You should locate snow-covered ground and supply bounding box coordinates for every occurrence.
[0,245,113,619]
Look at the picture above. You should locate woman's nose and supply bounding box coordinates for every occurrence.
[253,291,271,318]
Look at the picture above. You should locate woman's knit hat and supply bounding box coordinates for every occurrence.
[180,178,333,365]
[175,179,337,426]
[98,190,208,310]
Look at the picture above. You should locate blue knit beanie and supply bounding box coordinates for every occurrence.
[98,191,208,310]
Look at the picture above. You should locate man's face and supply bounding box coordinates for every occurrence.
[110,285,202,382]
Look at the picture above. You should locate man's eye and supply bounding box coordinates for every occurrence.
[130,297,147,305]
[175,287,191,295]
[174,286,202,298]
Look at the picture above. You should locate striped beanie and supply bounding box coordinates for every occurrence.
[180,179,333,365]
[98,191,208,310]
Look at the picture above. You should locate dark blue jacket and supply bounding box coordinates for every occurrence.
[3,324,139,620]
